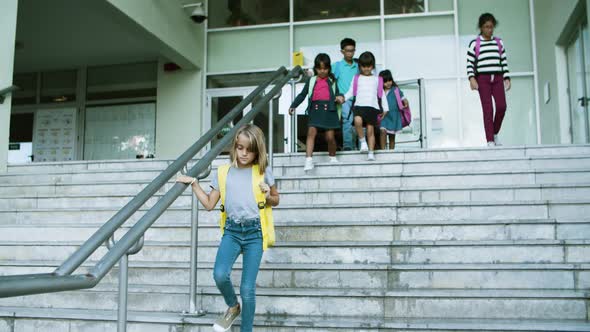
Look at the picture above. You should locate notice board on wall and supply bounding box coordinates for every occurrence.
[33,108,77,162]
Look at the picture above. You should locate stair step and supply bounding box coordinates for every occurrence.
[1,260,588,290]
[278,155,590,176]
[1,239,588,264]
[0,286,586,320]
[1,306,589,331]
[1,219,589,242]
[2,183,590,208]
[6,144,590,172]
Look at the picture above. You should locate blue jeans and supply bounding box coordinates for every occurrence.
[213,218,263,332]
[341,99,356,150]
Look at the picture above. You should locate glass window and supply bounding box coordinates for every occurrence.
[295,21,382,68]
[208,28,289,73]
[385,16,456,78]
[385,0,425,15]
[12,73,37,105]
[429,0,454,12]
[84,103,156,160]
[294,0,380,22]
[208,0,289,28]
[40,70,77,103]
[424,79,460,148]
[87,63,157,101]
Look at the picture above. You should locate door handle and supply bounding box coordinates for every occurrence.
[578,97,590,107]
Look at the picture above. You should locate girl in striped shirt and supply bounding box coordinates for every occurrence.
[467,12,511,147]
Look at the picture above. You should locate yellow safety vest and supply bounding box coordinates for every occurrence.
[217,164,275,250]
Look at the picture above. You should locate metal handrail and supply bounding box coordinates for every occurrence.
[0,66,302,298]
[0,85,20,104]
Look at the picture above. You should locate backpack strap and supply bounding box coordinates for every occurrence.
[377,76,384,99]
[494,36,503,56]
[352,74,360,96]
[475,35,482,59]
[217,164,231,233]
[251,164,275,250]
[394,87,405,110]
[307,76,317,101]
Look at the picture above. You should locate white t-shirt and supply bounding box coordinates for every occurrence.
[210,165,275,221]
[343,75,389,111]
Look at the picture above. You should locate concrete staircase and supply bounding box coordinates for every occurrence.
[0,145,589,331]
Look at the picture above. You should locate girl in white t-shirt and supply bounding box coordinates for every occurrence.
[339,51,389,161]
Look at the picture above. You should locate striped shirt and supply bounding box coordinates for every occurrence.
[466,35,510,79]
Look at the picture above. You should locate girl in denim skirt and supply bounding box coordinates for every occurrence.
[177,124,279,332]
[289,53,342,171]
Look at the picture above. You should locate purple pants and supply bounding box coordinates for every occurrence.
[476,74,507,143]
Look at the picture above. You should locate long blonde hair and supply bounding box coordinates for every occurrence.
[229,124,268,174]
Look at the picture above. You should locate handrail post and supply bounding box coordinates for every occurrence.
[288,72,304,153]
[269,96,274,168]
[117,254,129,332]
[418,78,427,148]
[268,86,282,168]
[107,235,144,332]
[188,166,211,316]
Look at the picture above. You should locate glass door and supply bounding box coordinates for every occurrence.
[207,89,249,154]
[567,23,590,143]
[207,87,287,155]
[249,90,286,153]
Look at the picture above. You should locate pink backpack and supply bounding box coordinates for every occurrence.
[352,74,384,111]
[394,87,411,127]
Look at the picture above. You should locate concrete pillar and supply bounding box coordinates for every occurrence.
[155,59,203,159]
[0,0,18,172]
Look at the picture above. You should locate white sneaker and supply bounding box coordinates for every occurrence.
[303,157,314,171]
[494,135,502,146]
[329,156,339,163]
[367,152,375,161]
[487,141,496,147]
[359,140,368,153]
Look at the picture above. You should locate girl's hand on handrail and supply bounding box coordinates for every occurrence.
[176,175,196,185]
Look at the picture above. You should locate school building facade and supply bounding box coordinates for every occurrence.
[1,0,589,171]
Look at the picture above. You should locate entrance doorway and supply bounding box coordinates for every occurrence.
[567,21,590,143]
[206,87,286,154]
